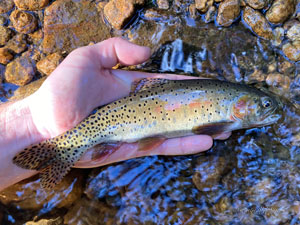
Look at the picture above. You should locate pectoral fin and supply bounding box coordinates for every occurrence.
[192,122,234,136]
[138,137,166,151]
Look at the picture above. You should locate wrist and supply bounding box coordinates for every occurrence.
[0,98,44,191]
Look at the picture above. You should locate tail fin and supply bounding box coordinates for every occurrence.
[13,141,74,189]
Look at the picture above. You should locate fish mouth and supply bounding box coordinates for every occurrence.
[255,107,282,127]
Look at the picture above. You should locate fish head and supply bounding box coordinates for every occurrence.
[231,93,282,128]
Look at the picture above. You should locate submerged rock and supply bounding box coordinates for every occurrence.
[5,33,28,54]
[242,6,273,40]
[10,10,38,34]
[245,0,268,9]
[195,0,214,13]
[36,52,63,76]
[14,0,50,10]
[25,217,63,225]
[282,41,300,62]
[0,169,84,210]
[4,54,36,86]
[216,0,241,27]
[0,48,13,64]
[0,0,14,14]
[266,0,295,24]
[0,26,12,46]
[287,24,300,42]
[43,0,110,54]
[204,6,217,23]
[157,0,169,9]
[104,0,145,29]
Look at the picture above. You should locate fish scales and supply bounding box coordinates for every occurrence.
[13,78,281,188]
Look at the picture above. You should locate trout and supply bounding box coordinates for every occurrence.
[13,78,281,188]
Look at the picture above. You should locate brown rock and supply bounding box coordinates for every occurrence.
[204,6,217,23]
[28,29,44,45]
[277,55,295,75]
[25,217,63,225]
[243,6,273,40]
[245,0,268,9]
[0,169,84,210]
[271,27,284,46]
[5,33,28,54]
[265,199,291,225]
[4,54,35,86]
[244,69,267,84]
[10,10,38,34]
[10,76,46,101]
[14,0,50,10]
[0,16,7,26]
[216,0,240,27]
[266,72,291,90]
[43,0,110,54]
[287,24,300,42]
[282,40,300,61]
[37,53,63,76]
[192,156,227,191]
[0,48,13,64]
[195,0,214,13]
[266,0,295,24]
[189,4,198,19]
[0,26,12,46]
[104,0,144,29]
[0,0,14,13]
[157,0,169,9]
[246,177,275,203]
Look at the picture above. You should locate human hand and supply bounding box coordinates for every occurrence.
[25,37,231,168]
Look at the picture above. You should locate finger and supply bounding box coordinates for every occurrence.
[75,135,213,168]
[91,37,151,68]
[213,132,232,140]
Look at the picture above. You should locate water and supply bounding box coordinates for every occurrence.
[1,1,300,224]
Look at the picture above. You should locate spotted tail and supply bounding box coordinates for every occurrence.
[12,140,76,189]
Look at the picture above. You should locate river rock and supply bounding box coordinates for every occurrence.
[14,0,50,10]
[283,19,300,32]
[26,217,63,225]
[0,26,12,46]
[4,54,35,86]
[195,0,213,13]
[266,0,296,24]
[36,53,63,76]
[282,40,300,61]
[104,0,145,29]
[192,156,227,192]
[0,0,14,13]
[277,55,295,75]
[216,0,241,27]
[271,27,284,46]
[264,199,291,225]
[5,33,28,54]
[43,0,110,54]
[266,72,291,90]
[242,6,273,40]
[157,0,169,9]
[0,169,84,210]
[287,24,300,42]
[0,16,7,26]
[0,48,13,64]
[204,6,217,23]
[245,0,268,9]
[10,10,38,34]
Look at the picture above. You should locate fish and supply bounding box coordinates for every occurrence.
[13,78,281,188]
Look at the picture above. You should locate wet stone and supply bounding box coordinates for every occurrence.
[287,24,300,42]
[189,4,198,19]
[157,0,169,9]
[264,199,291,225]
[0,169,84,210]
[14,0,50,11]
[0,26,12,46]
[0,48,13,65]
[266,0,296,24]
[283,19,300,32]
[244,69,267,84]
[216,0,241,27]
[246,177,275,203]
[0,0,14,14]
[104,0,145,30]
[277,55,295,75]
[245,0,268,9]
[192,156,227,192]
[5,33,28,54]
[36,53,63,76]
[25,217,63,225]
[0,16,7,26]
[195,0,213,13]
[10,10,38,34]
[282,40,300,62]
[4,54,36,86]
[242,6,273,40]
[204,6,217,23]
[266,72,291,90]
[271,27,284,46]
[43,0,110,54]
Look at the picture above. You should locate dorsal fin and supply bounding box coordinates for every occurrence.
[130,78,169,94]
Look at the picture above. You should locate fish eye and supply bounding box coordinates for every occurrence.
[262,99,272,108]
